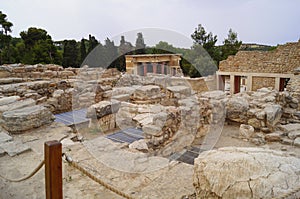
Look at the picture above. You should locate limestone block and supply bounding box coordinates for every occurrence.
[0,96,20,106]
[294,137,300,147]
[288,130,300,139]
[279,123,300,132]
[226,97,249,123]
[194,147,300,199]
[2,105,55,133]
[142,125,161,136]
[167,86,191,98]
[0,131,13,143]
[0,98,35,114]
[239,124,254,139]
[86,100,120,119]
[248,118,261,129]
[263,104,282,127]
[129,139,148,151]
[0,141,31,156]
[265,131,284,142]
[132,85,161,100]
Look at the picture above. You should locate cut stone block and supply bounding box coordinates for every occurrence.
[0,96,20,106]
[0,141,31,157]
[0,131,13,143]
[0,98,35,114]
[2,105,54,133]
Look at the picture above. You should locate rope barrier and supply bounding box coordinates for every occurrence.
[63,153,134,199]
[0,160,44,182]
[0,136,67,183]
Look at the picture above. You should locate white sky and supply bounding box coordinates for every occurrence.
[1,0,300,48]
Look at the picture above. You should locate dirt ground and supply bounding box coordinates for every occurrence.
[1,122,300,199]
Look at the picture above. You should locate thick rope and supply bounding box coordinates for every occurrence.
[64,154,134,199]
[0,160,44,182]
[275,185,300,199]
[0,136,67,183]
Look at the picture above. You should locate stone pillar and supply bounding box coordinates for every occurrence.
[230,75,235,95]
[161,62,165,74]
[153,63,157,74]
[275,77,280,91]
[217,75,224,91]
[143,63,147,76]
[247,75,252,91]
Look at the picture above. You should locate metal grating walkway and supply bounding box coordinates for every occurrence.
[169,147,205,165]
[106,128,144,144]
[54,109,89,126]
[106,128,204,165]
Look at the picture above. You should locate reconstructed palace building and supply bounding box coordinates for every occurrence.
[125,54,182,76]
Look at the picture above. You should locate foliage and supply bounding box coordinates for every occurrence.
[19,27,61,64]
[0,11,13,64]
[62,40,79,67]
[221,28,242,60]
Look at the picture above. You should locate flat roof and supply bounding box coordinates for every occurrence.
[125,54,182,57]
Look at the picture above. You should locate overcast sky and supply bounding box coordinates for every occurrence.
[1,0,300,48]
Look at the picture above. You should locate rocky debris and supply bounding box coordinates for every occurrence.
[239,124,254,139]
[0,140,31,157]
[265,131,284,142]
[131,85,161,103]
[1,105,54,133]
[294,137,300,147]
[128,139,148,151]
[194,147,300,199]
[86,100,120,119]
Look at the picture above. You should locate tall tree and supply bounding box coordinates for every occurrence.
[221,28,242,60]
[191,24,219,61]
[62,40,79,67]
[135,32,146,54]
[20,27,60,64]
[87,34,99,53]
[80,38,87,63]
[0,11,13,64]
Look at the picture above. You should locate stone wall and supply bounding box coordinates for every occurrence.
[0,64,78,79]
[219,41,300,74]
[252,77,275,91]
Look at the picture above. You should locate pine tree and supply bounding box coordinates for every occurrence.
[80,38,87,63]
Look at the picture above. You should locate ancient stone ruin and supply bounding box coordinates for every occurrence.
[1,41,300,198]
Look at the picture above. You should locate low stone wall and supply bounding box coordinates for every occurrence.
[0,64,78,80]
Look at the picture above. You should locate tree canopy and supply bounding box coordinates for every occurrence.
[0,11,245,77]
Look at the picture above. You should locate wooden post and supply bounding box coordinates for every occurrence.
[45,140,63,199]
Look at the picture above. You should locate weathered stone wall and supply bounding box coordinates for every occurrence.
[252,76,275,90]
[0,64,78,79]
[219,41,300,74]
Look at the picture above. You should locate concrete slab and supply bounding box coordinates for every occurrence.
[0,141,31,157]
[0,132,13,143]
[0,147,5,157]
